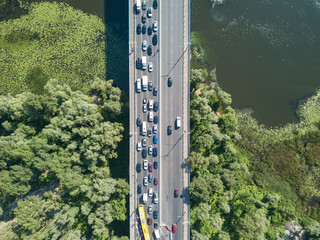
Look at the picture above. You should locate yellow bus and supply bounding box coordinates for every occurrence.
[138,204,150,240]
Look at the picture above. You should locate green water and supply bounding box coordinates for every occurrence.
[192,0,320,126]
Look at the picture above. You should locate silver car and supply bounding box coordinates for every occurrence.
[148,205,153,214]
[153,21,158,32]
[143,104,147,113]
[142,40,147,51]
[144,177,148,186]
[148,145,153,155]
[153,125,157,134]
[142,138,146,147]
[148,62,153,72]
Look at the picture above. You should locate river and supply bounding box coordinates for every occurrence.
[192,0,320,126]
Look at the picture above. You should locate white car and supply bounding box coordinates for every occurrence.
[147,8,152,18]
[142,40,147,51]
[148,112,153,122]
[153,21,158,32]
[143,104,147,113]
[143,160,148,170]
[148,62,153,72]
[148,205,153,214]
[148,145,153,155]
[137,142,141,151]
[144,177,148,186]
[148,188,153,197]
[153,193,158,204]
[153,125,157,134]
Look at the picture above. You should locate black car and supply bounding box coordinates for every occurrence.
[168,125,172,135]
[168,77,173,87]
[154,222,159,229]
[142,25,146,34]
[138,185,142,194]
[152,34,157,45]
[153,148,157,157]
[153,211,158,219]
[137,163,141,173]
[154,102,158,112]
[142,14,146,24]
[137,117,141,126]
[153,0,158,9]
[147,45,152,56]
[142,149,147,158]
[154,115,158,124]
[136,58,141,69]
[153,87,158,96]
[137,24,141,35]
[148,26,152,35]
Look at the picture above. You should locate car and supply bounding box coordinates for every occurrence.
[142,40,147,51]
[154,115,158,124]
[142,149,147,158]
[153,21,158,32]
[154,178,158,186]
[172,224,177,233]
[142,138,147,147]
[153,86,157,96]
[167,125,172,135]
[148,163,153,172]
[153,125,157,134]
[154,161,158,169]
[143,160,148,170]
[168,77,173,87]
[143,98,147,104]
[136,58,141,69]
[148,62,153,72]
[148,112,153,122]
[153,135,157,144]
[142,0,147,11]
[148,129,152,137]
[153,210,158,219]
[137,24,141,35]
[137,163,141,173]
[142,25,146,34]
[147,217,152,225]
[148,81,153,91]
[148,174,153,183]
[137,117,141,126]
[174,189,179,198]
[147,45,152,56]
[142,104,147,113]
[153,147,157,157]
[147,8,152,18]
[153,0,158,9]
[137,142,141,151]
[154,102,158,112]
[153,192,158,204]
[154,222,159,229]
[138,185,142,194]
[148,26,152,35]
[144,177,148,186]
[141,14,146,23]
[148,205,153,214]
[176,117,181,128]
[148,145,153,155]
[148,187,153,197]
[152,34,157,45]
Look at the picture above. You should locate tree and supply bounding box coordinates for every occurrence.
[305,221,320,238]
[191,229,209,240]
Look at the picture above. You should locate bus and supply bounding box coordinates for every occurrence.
[138,204,150,240]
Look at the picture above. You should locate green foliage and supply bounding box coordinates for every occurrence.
[0,2,106,95]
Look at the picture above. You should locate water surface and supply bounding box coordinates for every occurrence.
[192,0,320,126]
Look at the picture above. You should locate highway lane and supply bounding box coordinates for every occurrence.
[159,0,188,239]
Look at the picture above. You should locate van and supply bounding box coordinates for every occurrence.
[176,117,181,128]
[142,56,147,70]
[141,121,146,135]
[136,79,141,93]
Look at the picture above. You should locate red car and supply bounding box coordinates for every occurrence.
[148,163,152,172]
[154,178,158,186]
[174,189,179,198]
[172,224,177,233]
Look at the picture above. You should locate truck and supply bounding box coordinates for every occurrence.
[141,121,146,136]
[143,193,147,204]
[136,78,141,93]
[142,56,147,70]
[154,230,160,240]
[142,76,148,91]
[136,0,141,13]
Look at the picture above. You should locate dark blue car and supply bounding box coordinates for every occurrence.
[154,161,158,169]
[138,185,142,194]
[154,115,158,124]
[142,25,146,34]
[153,211,158,219]
[153,87,158,96]
[153,148,157,157]
[154,102,158,112]
[148,174,153,183]
[153,135,157,144]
